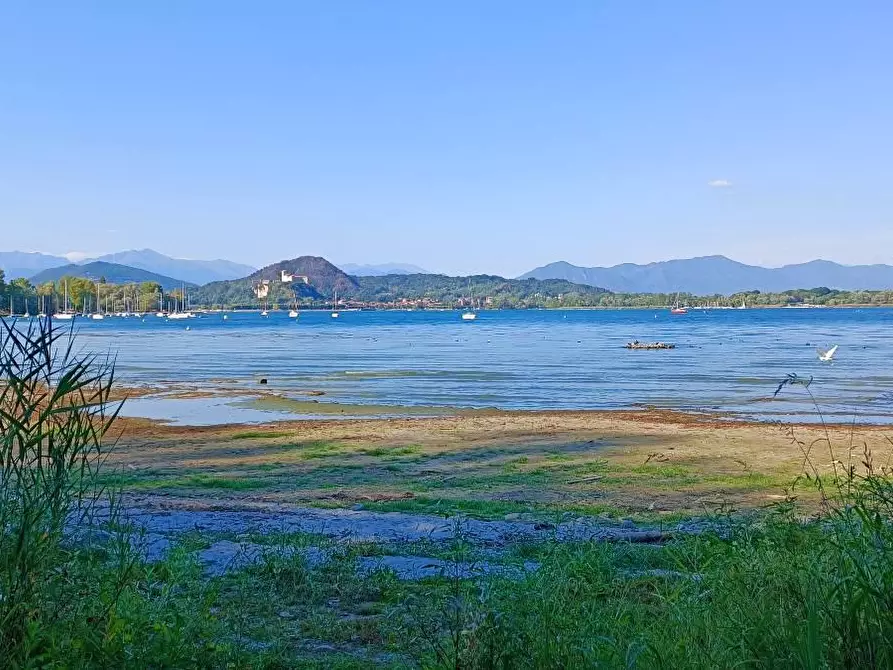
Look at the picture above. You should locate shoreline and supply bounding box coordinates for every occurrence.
[114,404,893,432]
[29,303,889,316]
[110,381,893,429]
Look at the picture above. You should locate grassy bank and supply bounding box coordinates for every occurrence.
[5,490,893,668]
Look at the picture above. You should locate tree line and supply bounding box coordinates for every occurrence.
[0,271,173,314]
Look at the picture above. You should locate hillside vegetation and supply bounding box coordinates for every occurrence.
[191,256,358,307]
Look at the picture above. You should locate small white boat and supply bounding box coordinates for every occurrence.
[331,289,339,318]
[92,313,104,320]
[168,312,190,320]
[261,310,269,317]
[462,280,478,320]
[288,310,299,318]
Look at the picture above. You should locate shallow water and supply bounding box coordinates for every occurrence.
[29,308,893,423]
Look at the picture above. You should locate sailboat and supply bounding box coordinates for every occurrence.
[169,285,195,319]
[670,293,688,315]
[168,286,189,319]
[289,291,299,318]
[92,282,104,319]
[156,289,166,317]
[461,281,477,320]
[737,299,747,310]
[331,289,339,318]
[259,286,269,317]
[54,281,75,319]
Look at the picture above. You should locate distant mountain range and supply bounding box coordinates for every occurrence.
[0,248,254,285]
[90,249,255,285]
[520,256,893,294]
[8,249,893,296]
[30,262,196,291]
[339,263,430,276]
[0,251,70,279]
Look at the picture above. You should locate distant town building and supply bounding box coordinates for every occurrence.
[254,281,270,299]
[279,270,310,284]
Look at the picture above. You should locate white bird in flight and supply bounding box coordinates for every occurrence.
[818,344,838,362]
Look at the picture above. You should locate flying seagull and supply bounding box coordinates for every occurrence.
[818,345,838,362]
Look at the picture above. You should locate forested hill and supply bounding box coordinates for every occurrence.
[349,274,608,307]
[190,256,358,307]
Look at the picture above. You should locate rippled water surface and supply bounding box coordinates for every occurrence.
[56,308,893,422]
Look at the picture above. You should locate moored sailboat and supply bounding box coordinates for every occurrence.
[670,293,688,315]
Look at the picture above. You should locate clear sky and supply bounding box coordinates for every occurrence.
[2,1,892,276]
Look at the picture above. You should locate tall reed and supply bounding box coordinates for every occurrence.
[0,317,120,656]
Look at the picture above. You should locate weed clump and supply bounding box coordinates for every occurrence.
[0,319,256,666]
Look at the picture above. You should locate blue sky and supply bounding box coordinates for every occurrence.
[2,1,892,276]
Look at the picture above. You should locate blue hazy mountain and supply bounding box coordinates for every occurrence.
[30,262,194,291]
[88,249,255,285]
[520,256,893,294]
[0,251,69,279]
[339,262,430,276]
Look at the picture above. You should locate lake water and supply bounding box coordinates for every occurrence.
[40,308,893,424]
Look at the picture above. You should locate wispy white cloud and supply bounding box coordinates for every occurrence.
[708,179,732,188]
[64,251,103,262]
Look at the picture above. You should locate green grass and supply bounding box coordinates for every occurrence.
[12,473,893,668]
[179,487,893,669]
[360,445,422,458]
[230,430,291,440]
[178,474,270,490]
